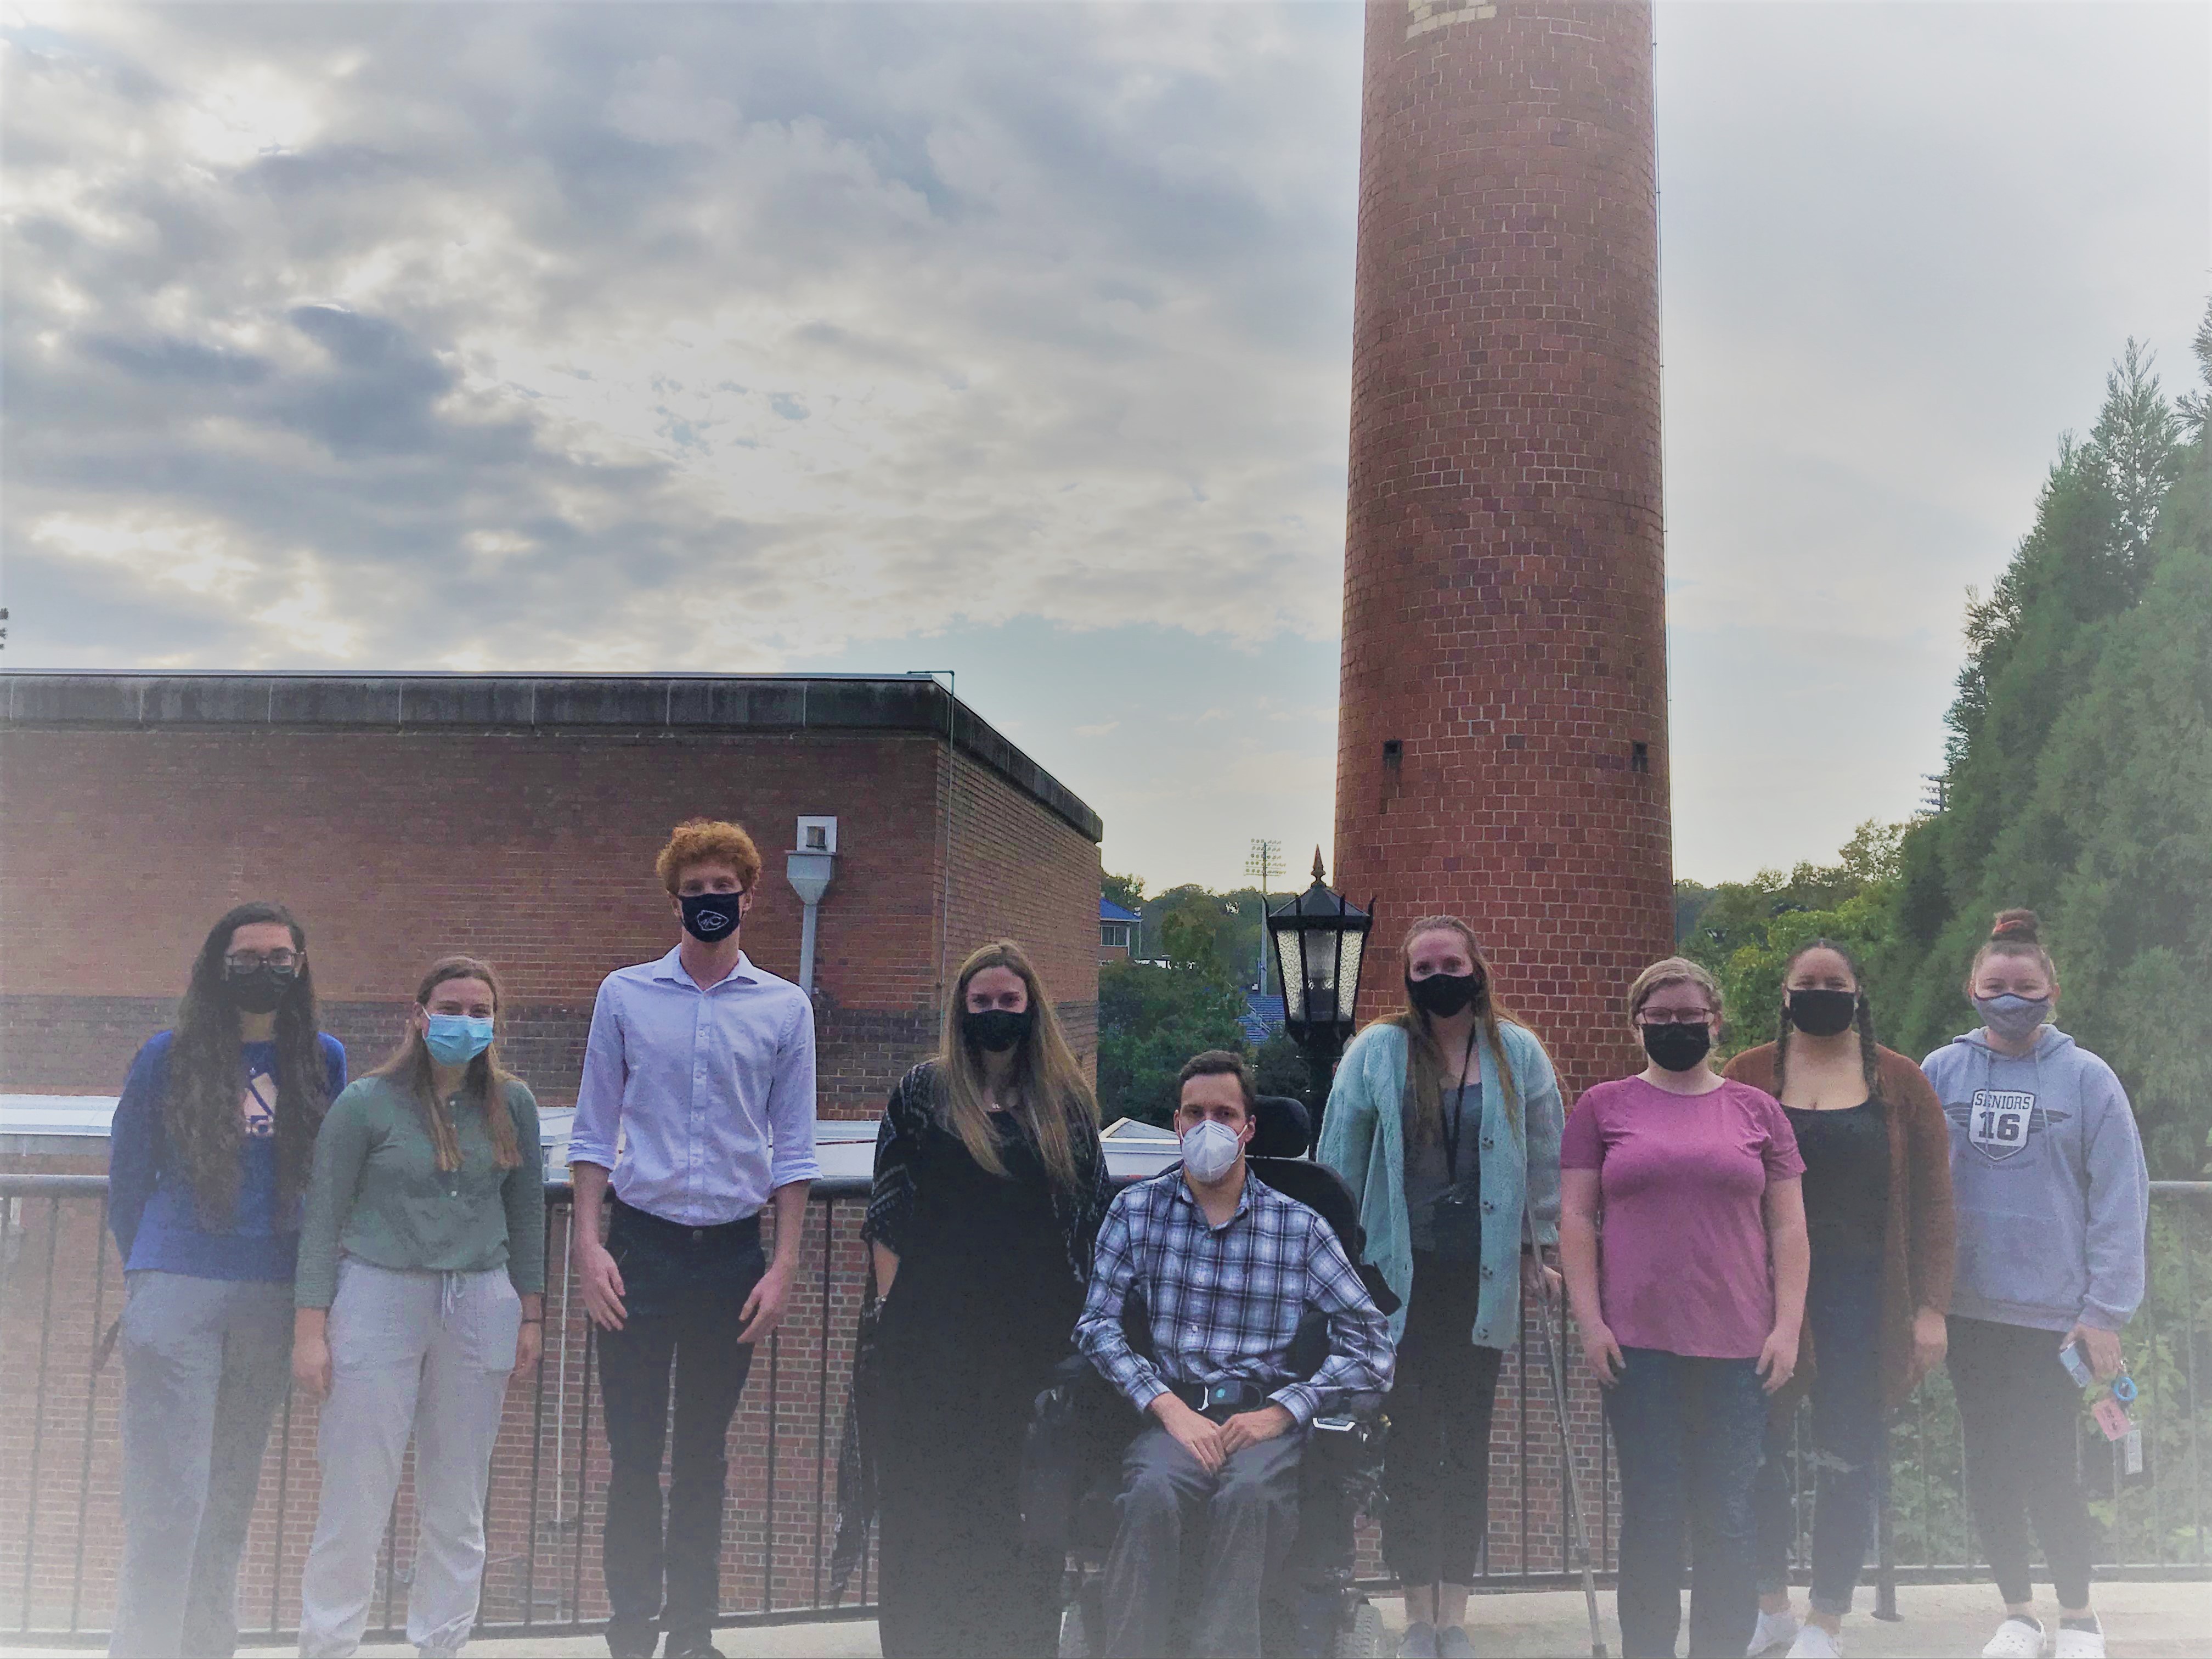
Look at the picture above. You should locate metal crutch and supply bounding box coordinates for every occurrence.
[1533,1276,1608,1658]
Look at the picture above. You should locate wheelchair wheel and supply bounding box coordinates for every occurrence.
[1334,1598,1385,1659]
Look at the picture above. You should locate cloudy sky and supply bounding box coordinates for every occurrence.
[4,2,2205,890]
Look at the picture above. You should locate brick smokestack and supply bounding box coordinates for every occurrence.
[1334,0,1673,1097]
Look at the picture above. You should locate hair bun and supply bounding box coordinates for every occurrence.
[1990,907,2042,944]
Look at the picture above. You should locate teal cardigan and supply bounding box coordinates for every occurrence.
[1317,1019,1564,1350]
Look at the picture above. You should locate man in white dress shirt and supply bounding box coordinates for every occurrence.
[567,818,820,1659]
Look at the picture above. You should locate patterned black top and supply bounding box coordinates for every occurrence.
[862,1060,1114,1287]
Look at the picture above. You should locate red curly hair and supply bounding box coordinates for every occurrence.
[656,818,763,893]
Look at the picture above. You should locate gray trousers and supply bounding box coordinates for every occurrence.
[1103,1423,1305,1659]
[110,1272,293,1659]
[297,1261,520,1658]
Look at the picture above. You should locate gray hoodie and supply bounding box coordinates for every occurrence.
[1922,1025,2149,1333]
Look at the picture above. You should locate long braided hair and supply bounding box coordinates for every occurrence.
[166,902,331,1227]
[1773,937,1882,1100]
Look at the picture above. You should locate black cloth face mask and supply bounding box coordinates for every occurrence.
[1641,1021,1712,1073]
[679,890,744,943]
[1786,988,1859,1038]
[225,963,296,1015]
[1407,971,1485,1019]
[963,1007,1032,1054]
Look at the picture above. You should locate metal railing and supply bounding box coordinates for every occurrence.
[2,1176,881,1647]
[2,1176,2206,1645]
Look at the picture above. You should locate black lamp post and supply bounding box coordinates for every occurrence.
[1265,849,1374,1136]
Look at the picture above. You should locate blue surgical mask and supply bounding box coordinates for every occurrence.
[1973,993,2052,1045]
[1180,1120,1243,1183]
[424,1014,495,1066]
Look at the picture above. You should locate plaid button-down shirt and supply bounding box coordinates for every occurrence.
[1075,1167,1395,1425]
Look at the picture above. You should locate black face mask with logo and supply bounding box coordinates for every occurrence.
[679,890,744,943]
[1641,1020,1712,1073]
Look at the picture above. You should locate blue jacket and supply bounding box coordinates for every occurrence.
[1317,1018,1564,1350]
[108,1030,347,1282]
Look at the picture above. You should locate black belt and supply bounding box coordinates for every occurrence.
[609,1195,762,1247]
[1169,1379,1269,1421]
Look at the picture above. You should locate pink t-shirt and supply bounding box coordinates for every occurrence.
[1560,1076,1805,1360]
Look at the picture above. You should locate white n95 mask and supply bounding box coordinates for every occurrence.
[1180,1120,1243,1182]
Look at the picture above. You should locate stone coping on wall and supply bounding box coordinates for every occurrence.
[0,670,1103,843]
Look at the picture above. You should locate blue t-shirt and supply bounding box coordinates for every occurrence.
[107,1030,348,1282]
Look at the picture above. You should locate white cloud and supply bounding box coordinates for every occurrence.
[1,1,2204,886]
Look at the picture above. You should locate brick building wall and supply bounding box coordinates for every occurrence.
[0,673,1104,1637]
[1334,0,1674,1101]
[0,674,1103,1119]
[942,743,1107,1063]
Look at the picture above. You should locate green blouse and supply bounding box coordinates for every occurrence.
[296,1073,546,1309]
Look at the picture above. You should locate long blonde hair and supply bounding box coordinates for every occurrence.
[369,956,522,1172]
[935,940,1099,1193]
[1382,916,1526,1146]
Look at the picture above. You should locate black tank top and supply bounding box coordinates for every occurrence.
[1785,1099,1890,1259]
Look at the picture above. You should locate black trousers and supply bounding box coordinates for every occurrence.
[1380,1252,1503,1588]
[1948,1314,2098,1609]
[1750,1249,1885,1616]
[596,1201,766,1646]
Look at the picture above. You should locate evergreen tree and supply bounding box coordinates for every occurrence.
[1886,313,2210,1172]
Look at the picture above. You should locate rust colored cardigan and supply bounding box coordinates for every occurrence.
[1724,1042,1957,1409]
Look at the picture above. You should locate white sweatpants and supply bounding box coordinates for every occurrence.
[297,1260,520,1658]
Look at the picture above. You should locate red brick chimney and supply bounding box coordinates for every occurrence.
[1335,0,1673,1098]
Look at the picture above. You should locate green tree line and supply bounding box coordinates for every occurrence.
[1678,311,2212,1179]
[1096,872,1313,1126]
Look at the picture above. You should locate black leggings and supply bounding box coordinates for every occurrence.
[1948,1315,2098,1609]
[1380,1252,1504,1587]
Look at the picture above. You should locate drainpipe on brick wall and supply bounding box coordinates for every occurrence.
[787,847,836,993]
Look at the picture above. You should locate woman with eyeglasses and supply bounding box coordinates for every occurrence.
[1724,940,1956,1659]
[1317,916,1564,1659]
[291,957,545,1659]
[1559,957,1808,1659]
[106,902,345,1659]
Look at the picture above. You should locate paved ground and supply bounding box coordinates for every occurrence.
[4,1583,2205,1657]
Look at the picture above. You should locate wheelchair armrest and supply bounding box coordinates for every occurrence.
[1317,1390,1387,1423]
[1041,1347,1103,1398]
[1301,1395,1390,1530]
[1021,1351,1146,1556]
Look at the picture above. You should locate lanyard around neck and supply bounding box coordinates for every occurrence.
[1440,1026,1479,1183]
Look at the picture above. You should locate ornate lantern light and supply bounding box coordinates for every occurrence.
[1264,849,1374,1125]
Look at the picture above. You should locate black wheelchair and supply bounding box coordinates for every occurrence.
[1020,1097,1401,1659]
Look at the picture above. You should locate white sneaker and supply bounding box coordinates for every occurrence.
[1980,1616,2050,1658]
[2052,1624,2106,1659]
[1786,1626,1842,1659]
[1747,1609,1801,1657]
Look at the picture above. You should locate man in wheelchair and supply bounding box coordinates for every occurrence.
[1066,1051,1395,1659]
